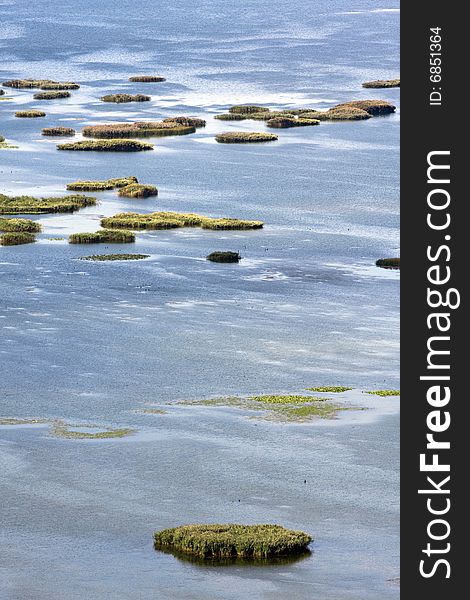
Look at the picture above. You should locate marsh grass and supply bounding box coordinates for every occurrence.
[3,79,56,89]
[129,76,166,82]
[163,116,206,128]
[307,386,352,393]
[154,524,312,559]
[57,139,154,151]
[229,105,270,114]
[69,229,135,244]
[206,251,241,263]
[376,258,400,269]
[42,127,76,136]
[266,117,319,128]
[79,253,149,261]
[214,113,247,121]
[15,110,46,118]
[249,111,296,121]
[0,217,41,232]
[40,82,80,90]
[365,390,400,396]
[82,121,194,139]
[101,212,263,231]
[0,417,49,425]
[215,132,278,143]
[66,176,138,191]
[0,193,96,214]
[0,231,36,245]
[118,183,158,198]
[100,93,151,103]
[333,100,396,115]
[362,79,400,88]
[249,395,328,404]
[33,91,71,100]
[52,423,135,439]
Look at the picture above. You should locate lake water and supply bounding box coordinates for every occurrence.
[0,1,400,599]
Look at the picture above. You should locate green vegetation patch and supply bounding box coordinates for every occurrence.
[33,91,71,100]
[40,82,80,90]
[69,229,135,244]
[163,116,206,128]
[118,183,158,198]
[100,93,151,103]
[0,217,41,232]
[3,79,56,89]
[206,251,241,263]
[0,193,96,214]
[266,117,319,128]
[250,395,328,404]
[0,231,36,246]
[154,524,312,559]
[376,257,400,269]
[0,417,48,425]
[129,75,166,82]
[307,386,352,393]
[42,127,76,136]
[101,211,263,231]
[80,253,149,261]
[82,121,194,139]
[52,423,135,439]
[365,390,400,397]
[214,113,247,121]
[66,176,138,191]
[215,132,278,144]
[362,79,400,89]
[333,99,396,115]
[229,105,270,114]
[57,139,153,152]
[15,110,46,118]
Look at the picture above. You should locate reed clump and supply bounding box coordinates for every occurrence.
[206,251,241,263]
[333,99,396,115]
[57,139,154,151]
[0,217,41,232]
[154,524,312,559]
[118,183,158,198]
[266,117,319,128]
[40,82,80,90]
[376,257,400,269]
[82,121,194,139]
[214,113,247,121]
[66,176,138,191]
[362,79,400,88]
[215,132,278,143]
[0,193,96,214]
[129,76,166,82]
[100,93,151,103]
[69,230,135,244]
[33,91,71,100]
[229,105,270,114]
[80,253,149,261]
[3,79,56,89]
[15,110,46,118]
[42,127,76,136]
[163,116,206,128]
[0,231,36,245]
[51,423,135,439]
[101,211,263,231]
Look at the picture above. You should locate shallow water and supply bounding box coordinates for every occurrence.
[0,1,399,599]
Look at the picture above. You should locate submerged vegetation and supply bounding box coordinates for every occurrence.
[0,193,96,214]
[69,230,135,244]
[33,91,71,100]
[215,132,278,143]
[82,121,195,139]
[0,231,36,245]
[365,390,400,397]
[42,127,76,136]
[154,524,312,559]
[101,211,263,231]
[0,217,41,232]
[66,176,138,191]
[249,395,326,404]
[51,423,135,439]
[80,253,149,261]
[100,93,151,103]
[376,257,400,269]
[118,183,158,198]
[129,75,166,82]
[15,110,46,118]
[362,79,400,88]
[206,251,241,263]
[57,139,154,151]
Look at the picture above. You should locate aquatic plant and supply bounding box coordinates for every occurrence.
[215,132,278,143]
[266,117,319,128]
[365,390,400,396]
[0,193,96,214]
[57,139,154,152]
[273,404,344,420]
[118,183,158,198]
[306,386,352,393]
[2,79,56,89]
[154,524,312,558]
[33,91,71,100]
[80,253,149,261]
[376,257,400,269]
[52,423,135,439]
[0,231,36,245]
[15,110,46,118]
[249,111,296,121]
[66,176,138,191]
[333,99,396,115]
[101,211,263,231]
[82,121,194,139]
[100,93,151,103]
[129,75,166,82]
[229,105,270,114]
[163,116,206,128]
[206,251,241,263]
[250,395,327,404]
[40,82,80,90]
[362,79,400,88]
[42,127,76,136]
[0,217,41,232]
[69,230,135,244]
[214,113,247,121]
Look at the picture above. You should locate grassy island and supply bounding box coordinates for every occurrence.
[333,99,396,115]
[101,211,263,231]
[57,139,154,152]
[69,230,135,244]
[0,231,36,245]
[33,91,71,100]
[154,524,312,559]
[42,127,76,136]
[80,253,149,261]
[0,217,41,232]
[82,121,195,139]
[118,183,158,198]
[362,79,400,88]
[40,82,80,90]
[3,79,56,89]
[66,176,137,191]
[0,193,96,214]
[100,93,151,103]
[215,132,278,143]
[365,390,400,397]
[214,113,247,121]
[266,117,319,128]
[307,386,352,393]
[207,251,241,263]
[229,105,270,114]
[163,116,206,128]
[129,75,166,82]
[376,257,400,269]
[15,110,46,118]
